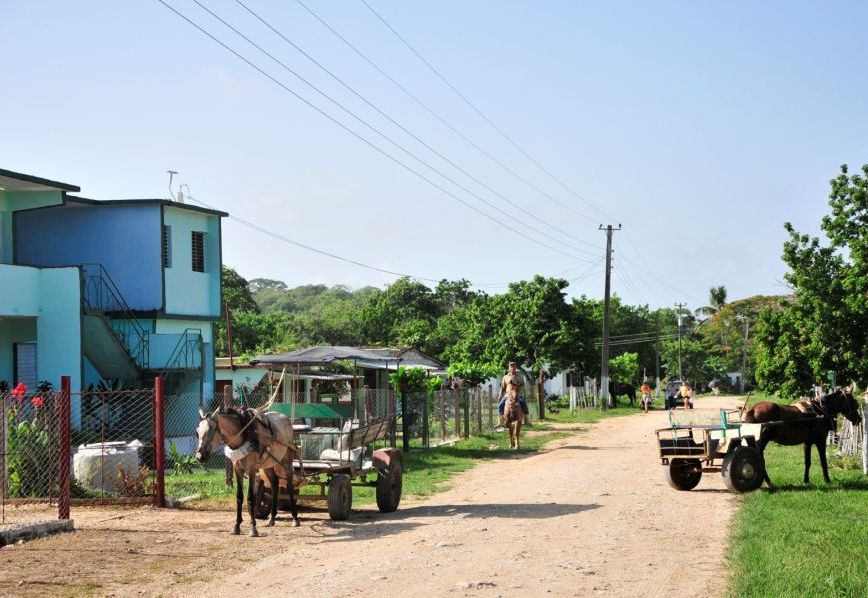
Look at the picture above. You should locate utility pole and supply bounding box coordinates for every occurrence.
[599,224,621,410]
[655,311,661,398]
[675,303,687,381]
[737,316,749,394]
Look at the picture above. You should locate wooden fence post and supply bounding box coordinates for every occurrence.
[422,391,430,448]
[439,390,446,442]
[453,389,461,438]
[224,384,234,488]
[476,385,483,434]
[58,376,72,520]
[154,376,166,508]
[863,398,867,475]
[462,389,470,438]
[488,384,494,428]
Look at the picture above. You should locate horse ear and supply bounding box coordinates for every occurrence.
[847,381,856,394]
[198,408,206,419]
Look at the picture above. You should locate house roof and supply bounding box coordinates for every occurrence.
[358,346,447,371]
[0,168,80,192]
[251,346,397,367]
[65,196,228,217]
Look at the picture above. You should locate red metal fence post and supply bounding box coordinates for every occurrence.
[154,377,166,508]
[58,376,71,520]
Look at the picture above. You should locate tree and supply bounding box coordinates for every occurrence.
[754,164,868,397]
[608,352,639,383]
[222,266,259,313]
[695,285,727,319]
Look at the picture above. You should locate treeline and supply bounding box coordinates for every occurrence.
[219,267,775,388]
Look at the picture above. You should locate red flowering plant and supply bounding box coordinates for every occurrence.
[11,382,28,402]
[31,396,44,408]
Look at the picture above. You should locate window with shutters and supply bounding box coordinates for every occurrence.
[162,225,172,268]
[191,231,205,272]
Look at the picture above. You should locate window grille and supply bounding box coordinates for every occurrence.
[191,231,205,272]
[162,225,172,268]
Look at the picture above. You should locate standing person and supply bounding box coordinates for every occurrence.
[499,361,529,426]
[687,385,695,410]
[680,381,691,410]
[640,381,652,413]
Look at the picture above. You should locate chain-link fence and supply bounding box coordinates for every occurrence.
[71,388,156,503]
[1,388,66,527]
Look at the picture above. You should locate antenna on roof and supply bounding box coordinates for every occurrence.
[166,170,178,201]
[178,183,190,204]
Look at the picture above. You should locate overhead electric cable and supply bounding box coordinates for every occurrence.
[156,0,588,262]
[296,0,608,232]
[231,0,599,257]
[359,0,620,224]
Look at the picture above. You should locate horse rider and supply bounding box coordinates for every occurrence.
[680,381,692,409]
[499,361,529,426]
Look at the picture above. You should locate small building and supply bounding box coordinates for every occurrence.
[0,168,226,426]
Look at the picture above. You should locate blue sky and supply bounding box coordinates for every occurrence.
[3,1,867,310]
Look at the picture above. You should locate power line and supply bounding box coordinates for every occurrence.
[359,0,620,225]
[189,0,593,260]
[297,0,608,234]
[232,0,600,258]
[156,0,589,263]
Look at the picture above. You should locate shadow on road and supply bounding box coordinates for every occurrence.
[315,502,601,542]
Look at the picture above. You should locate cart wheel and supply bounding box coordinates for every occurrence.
[666,459,702,491]
[327,474,352,520]
[722,445,764,492]
[254,479,272,520]
[376,463,403,513]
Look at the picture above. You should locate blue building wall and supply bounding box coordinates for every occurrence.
[0,190,64,264]
[16,204,163,310]
[163,207,221,317]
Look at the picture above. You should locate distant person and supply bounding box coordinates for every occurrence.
[688,385,695,409]
[640,382,652,413]
[814,381,825,398]
[680,381,691,410]
[499,361,529,426]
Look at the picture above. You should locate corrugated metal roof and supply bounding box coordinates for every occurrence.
[250,345,397,366]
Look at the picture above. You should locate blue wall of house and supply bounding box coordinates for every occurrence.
[0,190,65,264]
[163,206,221,317]
[16,204,163,310]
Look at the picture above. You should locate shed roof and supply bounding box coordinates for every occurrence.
[250,346,397,367]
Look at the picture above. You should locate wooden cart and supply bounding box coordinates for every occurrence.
[255,402,403,520]
[656,409,764,492]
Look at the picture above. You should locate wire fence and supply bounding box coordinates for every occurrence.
[0,389,64,527]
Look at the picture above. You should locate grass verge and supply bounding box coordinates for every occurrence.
[727,442,868,597]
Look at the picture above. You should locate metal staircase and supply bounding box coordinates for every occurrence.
[81,263,150,369]
[151,328,202,394]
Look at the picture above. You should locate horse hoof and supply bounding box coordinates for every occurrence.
[232,527,241,535]
[250,528,259,538]
[266,520,275,527]
[292,519,300,528]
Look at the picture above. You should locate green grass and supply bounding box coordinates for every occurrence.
[537,404,640,425]
[727,442,868,597]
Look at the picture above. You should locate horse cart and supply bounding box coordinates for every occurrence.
[656,408,765,493]
[254,403,403,521]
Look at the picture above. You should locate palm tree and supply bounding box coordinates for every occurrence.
[694,285,727,319]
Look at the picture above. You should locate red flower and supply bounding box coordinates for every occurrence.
[31,396,44,408]
[12,383,27,401]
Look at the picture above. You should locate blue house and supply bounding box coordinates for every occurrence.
[0,168,226,427]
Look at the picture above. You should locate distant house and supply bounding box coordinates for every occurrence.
[357,346,448,389]
[0,168,226,426]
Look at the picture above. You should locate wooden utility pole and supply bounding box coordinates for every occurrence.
[675,303,687,381]
[599,224,621,410]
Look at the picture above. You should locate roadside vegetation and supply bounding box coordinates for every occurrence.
[727,441,868,596]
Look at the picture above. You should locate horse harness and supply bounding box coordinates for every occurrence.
[221,408,293,467]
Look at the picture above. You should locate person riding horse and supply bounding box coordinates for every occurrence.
[498,361,529,426]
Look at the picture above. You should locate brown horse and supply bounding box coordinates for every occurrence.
[504,388,523,450]
[743,386,862,489]
[195,406,301,536]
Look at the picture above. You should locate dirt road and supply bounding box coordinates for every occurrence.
[0,396,742,597]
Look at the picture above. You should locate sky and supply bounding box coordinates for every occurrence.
[3,0,867,311]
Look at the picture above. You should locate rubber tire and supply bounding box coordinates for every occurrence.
[376,463,403,513]
[327,474,352,521]
[721,445,764,493]
[254,479,272,520]
[666,458,702,491]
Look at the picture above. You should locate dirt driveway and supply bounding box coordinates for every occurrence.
[0,396,743,597]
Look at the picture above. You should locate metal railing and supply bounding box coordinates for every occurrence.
[81,263,150,369]
[157,329,202,394]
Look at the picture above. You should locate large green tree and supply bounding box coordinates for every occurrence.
[755,164,868,397]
